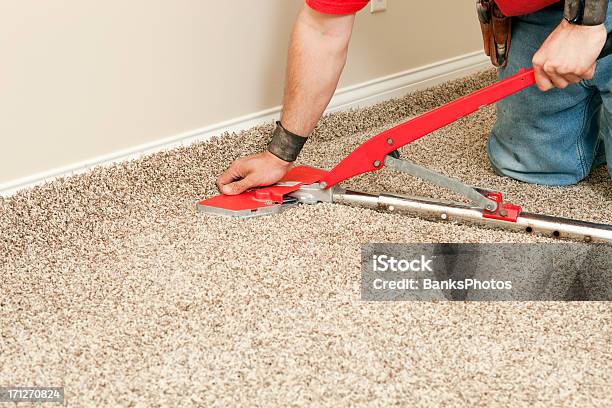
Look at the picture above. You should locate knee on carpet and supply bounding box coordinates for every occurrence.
[486,138,588,187]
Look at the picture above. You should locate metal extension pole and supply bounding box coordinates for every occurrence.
[332,189,612,244]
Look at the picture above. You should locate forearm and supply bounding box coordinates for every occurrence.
[216,6,355,194]
[280,6,355,137]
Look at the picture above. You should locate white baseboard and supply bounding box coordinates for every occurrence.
[0,51,489,197]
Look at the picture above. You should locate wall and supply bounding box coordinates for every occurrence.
[0,0,482,186]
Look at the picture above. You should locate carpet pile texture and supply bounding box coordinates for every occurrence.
[1,70,610,407]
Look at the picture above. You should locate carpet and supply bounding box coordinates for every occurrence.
[1,70,610,407]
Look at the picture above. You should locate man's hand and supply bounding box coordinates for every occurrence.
[216,151,292,195]
[532,20,607,91]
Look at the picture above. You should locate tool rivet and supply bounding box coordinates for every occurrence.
[265,200,274,205]
[441,213,448,220]
[319,182,327,189]
[499,209,508,217]
[373,160,381,167]
[388,206,395,211]
[387,138,394,145]
[584,236,592,243]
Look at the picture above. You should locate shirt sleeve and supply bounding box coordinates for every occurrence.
[494,0,561,17]
[305,0,370,15]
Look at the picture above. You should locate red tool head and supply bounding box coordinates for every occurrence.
[197,166,327,218]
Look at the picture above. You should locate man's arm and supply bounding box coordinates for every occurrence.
[532,0,608,91]
[216,5,355,195]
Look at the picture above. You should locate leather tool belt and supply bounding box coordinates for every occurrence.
[477,0,512,67]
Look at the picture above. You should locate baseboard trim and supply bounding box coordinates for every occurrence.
[0,51,489,197]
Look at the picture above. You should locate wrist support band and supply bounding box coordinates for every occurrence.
[564,0,609,26]
[267,121,307,162]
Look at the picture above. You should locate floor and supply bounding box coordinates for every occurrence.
[1,70,610,407]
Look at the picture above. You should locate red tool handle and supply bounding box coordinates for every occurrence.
[321,31,612,189]
[320,68,536,188]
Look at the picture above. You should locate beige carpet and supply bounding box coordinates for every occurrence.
[1,70,610,407]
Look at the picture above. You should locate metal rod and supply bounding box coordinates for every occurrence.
[384,155,498,211]
[333,190,612,243]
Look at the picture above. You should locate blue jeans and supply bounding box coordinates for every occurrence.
[487,4,612,185]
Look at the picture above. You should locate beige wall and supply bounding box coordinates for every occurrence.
[0,0,482,185]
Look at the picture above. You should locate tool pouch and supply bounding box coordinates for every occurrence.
[477,0,512,67]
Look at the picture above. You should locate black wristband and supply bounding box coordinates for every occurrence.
[267,121,307,162]
[564,0,609,26]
